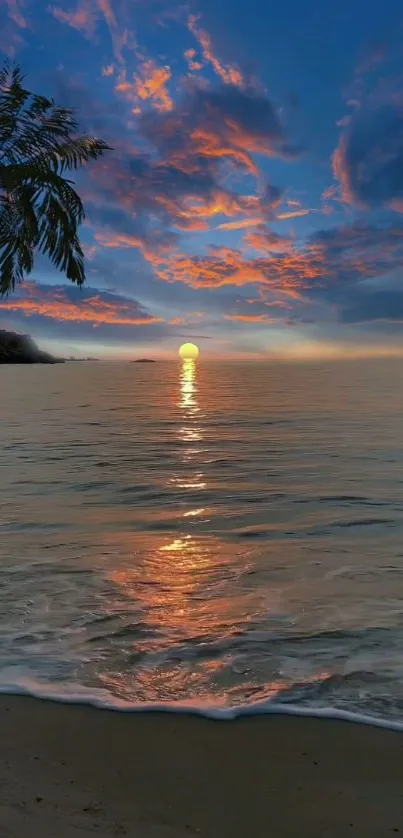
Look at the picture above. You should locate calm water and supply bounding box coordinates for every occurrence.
[1,359,403,721]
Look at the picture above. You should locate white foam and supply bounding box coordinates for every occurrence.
[1,677,403,732]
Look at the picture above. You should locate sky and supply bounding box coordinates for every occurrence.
[1,0,403,359]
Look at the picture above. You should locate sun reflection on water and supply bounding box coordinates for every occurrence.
[179,358,200,414]
[104,357,240,699]
[169,358,207,494]
[100,359,338,704]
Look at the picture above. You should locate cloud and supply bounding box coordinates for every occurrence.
[217,218,263,231]
[116,60,173,112]
[49,0,97,38]
[0,0,29,52]
[224,312,279,323]
[276,208,315,220]
[184,47,203,73]
[140,82,297,176]
[49,0,132,62]
[5,0,29,28]
[97,0,115,29]
[0,20,26,54]
[49,0,96,37]
[244,226,293,253]
[188,15,245,88]
[333,89,403,210]
[94,231,151,250]
[82,80,296,253]
[83,78,291,251]
[169,311,205,326]
[53,66,295,265]
[92,225,175,265]
[0,283,162,327]
[155,245,310,295]
[88,153,253,238]
[155,221,403,303]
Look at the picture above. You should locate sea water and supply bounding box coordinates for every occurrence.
[1,359,403,725]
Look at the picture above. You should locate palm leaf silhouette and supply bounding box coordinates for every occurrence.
[0,64,111,294]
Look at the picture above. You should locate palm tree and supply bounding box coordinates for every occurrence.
[0,64,110,295]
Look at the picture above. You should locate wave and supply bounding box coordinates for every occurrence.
[1,677,403,732]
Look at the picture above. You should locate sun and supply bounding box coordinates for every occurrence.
[179,342,199,361]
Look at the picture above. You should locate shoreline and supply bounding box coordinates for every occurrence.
[2,683,403,732]
[1,695,403,836]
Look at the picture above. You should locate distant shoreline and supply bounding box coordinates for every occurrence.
[0,330,62,364]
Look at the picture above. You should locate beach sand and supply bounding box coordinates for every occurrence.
[0,695,402,837]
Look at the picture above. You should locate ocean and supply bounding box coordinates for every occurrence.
[1,358,403,725]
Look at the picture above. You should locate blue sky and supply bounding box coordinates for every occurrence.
[1,0,403,358]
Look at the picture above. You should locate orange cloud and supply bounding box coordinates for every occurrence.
[225,313,278,323]
[188,15,244,88]
[155,245,314,297]
[89,144,271,246]
[172,192,260,226]
[193,118,284,166]
[184,47,204,72]
[116,60,173,112]
[102,63,115,76]
[155,222,403,297]
[216,217,263,231]
[92,150,264,231]
[186,126,258,176]
[0,283,162,327]
[244,227,293,253]
[276,208,314,220]
[94,232,145,249]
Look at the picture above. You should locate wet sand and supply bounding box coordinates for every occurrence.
[0,695,403,837]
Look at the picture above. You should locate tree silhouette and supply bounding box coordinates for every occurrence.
[0,64,110,295]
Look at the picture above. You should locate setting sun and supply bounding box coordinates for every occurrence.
[179,342,199,361]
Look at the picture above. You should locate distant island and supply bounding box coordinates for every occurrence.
[133,358,156,363]
[0,330,62,364]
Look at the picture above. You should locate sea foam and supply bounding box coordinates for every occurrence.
[1,677,403,732]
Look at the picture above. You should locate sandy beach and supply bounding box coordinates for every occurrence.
[0,695,402,836]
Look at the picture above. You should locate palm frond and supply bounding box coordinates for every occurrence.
[0,62,111,294]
